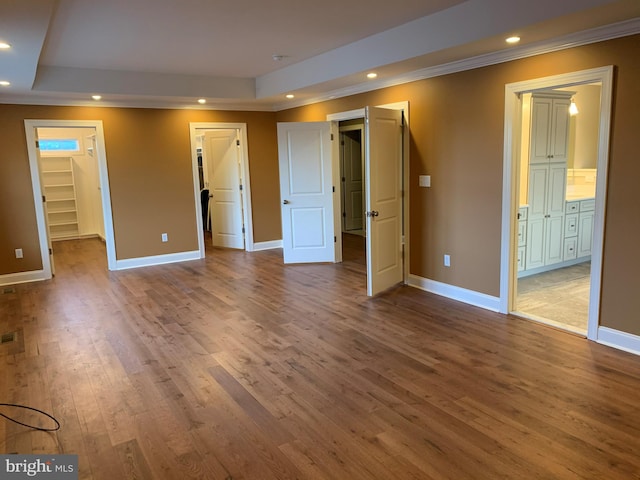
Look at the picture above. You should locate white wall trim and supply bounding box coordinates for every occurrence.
[597,327,640,357]
[408,274,501,312]
[252,240,282,251]
[114,250,201,270]
[0,270,49,287]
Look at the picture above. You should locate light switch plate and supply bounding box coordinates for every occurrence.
[419,175,431,187]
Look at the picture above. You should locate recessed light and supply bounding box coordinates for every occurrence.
[198,98,206,104]
[0,81,11,86]
[92,95,102,100]
[367,72,378,79]
[506,36,521,44]
[0,42,11,49]
[285,94,294,99]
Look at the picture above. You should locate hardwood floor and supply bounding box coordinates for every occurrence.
[2,237,640,479]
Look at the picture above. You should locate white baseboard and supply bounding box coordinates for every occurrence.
[597,326,640,356]
[0,269,50,286]
[114,250,201,270]
[408,274,501,312]
[252,240,282,251]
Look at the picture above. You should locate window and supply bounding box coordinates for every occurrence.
[38,139,81,153]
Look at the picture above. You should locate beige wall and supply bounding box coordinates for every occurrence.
[0,106,280,273]
[277,34,640,335]
[1,34,638,336]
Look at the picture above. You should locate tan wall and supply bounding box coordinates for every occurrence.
[277,34,640,335]
[0,106,279,274]
[1,34,638,336]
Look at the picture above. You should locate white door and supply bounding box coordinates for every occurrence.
[341,129,364,232]
[277,122,338,264]
[365,107,404,296]
[34,134,55,274]
[203,130,245,249]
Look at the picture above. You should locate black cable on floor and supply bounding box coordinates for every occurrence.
[0,403,61,431]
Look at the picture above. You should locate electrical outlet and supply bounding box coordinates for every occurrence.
[15,248,23,259]
[161,233,168,242]
[444,254,450,267]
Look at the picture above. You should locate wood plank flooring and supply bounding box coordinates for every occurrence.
[1,236,640,479]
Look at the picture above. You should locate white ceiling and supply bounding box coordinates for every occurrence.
[1,0,639,111]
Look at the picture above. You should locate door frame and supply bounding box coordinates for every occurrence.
[24,120,116,276]
[189,122,253,256]
[499,66,614,341]
[327,101,410,286]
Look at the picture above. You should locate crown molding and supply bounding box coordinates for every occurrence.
[274,17,640,111]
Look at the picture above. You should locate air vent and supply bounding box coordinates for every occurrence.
[1,332,16,344]
[3,286,16,294]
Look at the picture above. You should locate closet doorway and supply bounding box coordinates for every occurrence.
[25,120,116,278]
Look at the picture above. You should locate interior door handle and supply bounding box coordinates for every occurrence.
[366,210,379,217]
[283,199,290,204]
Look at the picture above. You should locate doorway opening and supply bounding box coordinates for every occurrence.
[500,67,614,341]
[189,123,253,257]
[24,119,116,278]
[328,101,410,296]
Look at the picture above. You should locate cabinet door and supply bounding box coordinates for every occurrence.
[549,98,570,162]
[528,164,548,219]
[517,220,527,247]
[545,215,565,266]
[547,163,567,216]
[526,217,545,270]
[577,211,594,257]
[529,97,553,164]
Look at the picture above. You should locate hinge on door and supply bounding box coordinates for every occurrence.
[236,139,240,146]
[331,133,334,141]
[35,140,40,149]
[49,248,52,255]
[341,177,345,182]
[42,195,46,202]
[342,212,346,217]
[334,236,337,243]
[242,226,245,234]
[239,184,243,191]
[332,186,335,192]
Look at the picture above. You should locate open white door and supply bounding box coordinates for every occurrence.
[203,130,245,249]
[365,107,403,296]
[34,134,55,275]
[277,122,338,264]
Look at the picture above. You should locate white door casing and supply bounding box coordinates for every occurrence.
[24,119,116,280]
[277,121,338,264]
[365,106,404,296]
[203,130,245,249]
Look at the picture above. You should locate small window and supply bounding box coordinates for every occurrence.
[39,139,80,152]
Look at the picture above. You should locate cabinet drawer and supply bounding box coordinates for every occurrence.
[580,198,595,212]
[517,246,526,271]
[564,213,578,237]
[565,201,579,213]
[518,207,528,221]
[518,221,527,247]
[564,237,577,261]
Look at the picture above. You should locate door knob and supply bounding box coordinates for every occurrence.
[283,199,290,204]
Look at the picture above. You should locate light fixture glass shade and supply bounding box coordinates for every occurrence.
[569,99,579,116]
